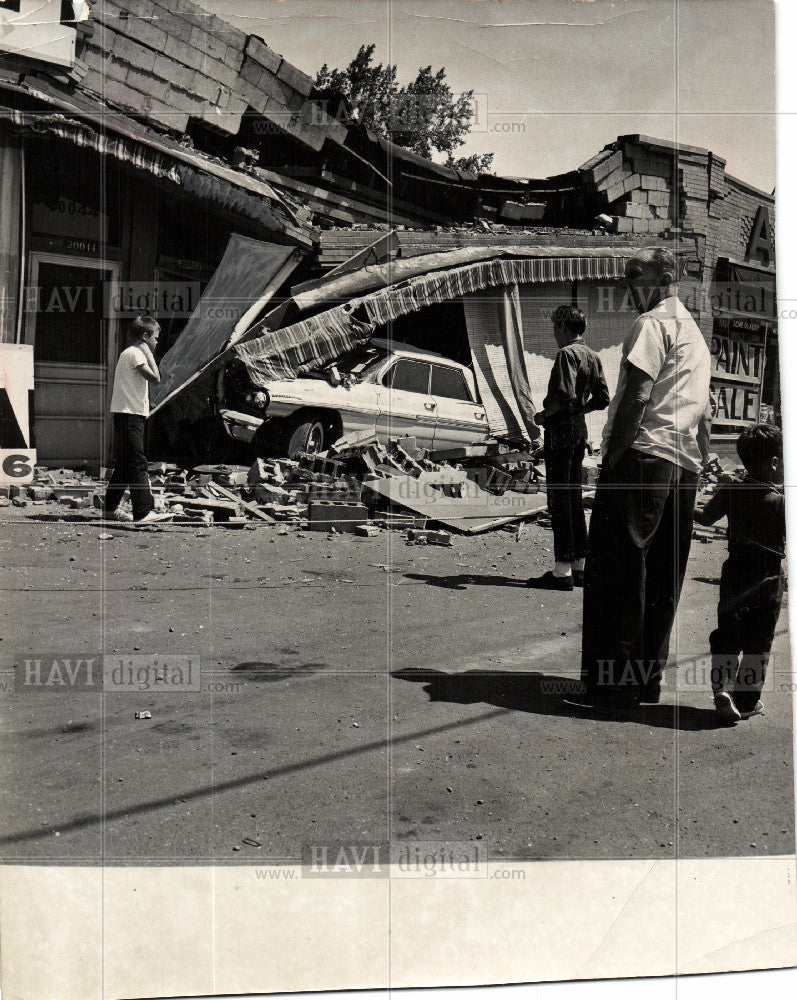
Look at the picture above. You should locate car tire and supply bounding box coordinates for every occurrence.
[286,417,326,458]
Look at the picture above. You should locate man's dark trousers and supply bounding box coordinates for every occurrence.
[581,449,699,701]
[545,429,587,563]
[104,413,154,521]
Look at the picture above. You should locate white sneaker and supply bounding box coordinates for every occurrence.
[134,510,170,525]
[714,691,742,725]
[108,510,133,523]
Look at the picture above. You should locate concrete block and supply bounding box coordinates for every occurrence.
[162,34,197,67]
[237,81,271,115]
[622,174,641,195]
[125,67,170,103]
[121,17,169,53]
[240,56,266,89]
[198,92,246,134]
[647,189,671,208]
[307,501,369,532]
[355,524,381,537]
[406,529,452,546]
[245,34,283,75]
[102,78,152,114]
[276,60,314,97]
[165,84,208,116]
[588,149,623,185]
[145,100,190,133]
[641,174,669,191]
[625,201,653,219]
[631,218,652,233]
[257,69,307,113]
[612,216,634,233]
[109,33,158,74]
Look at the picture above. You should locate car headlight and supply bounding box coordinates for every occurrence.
[246,390,270,411]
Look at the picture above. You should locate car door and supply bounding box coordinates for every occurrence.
[430,362,490,449]
[376,358,437,449]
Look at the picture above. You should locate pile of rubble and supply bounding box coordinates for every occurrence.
[3,437,552,539]
[5,439,733,542]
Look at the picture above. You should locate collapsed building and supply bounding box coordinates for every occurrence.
[0,1,777,471]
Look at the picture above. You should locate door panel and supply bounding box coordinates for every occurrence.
[377,359,436,448]
[430,363,489,448]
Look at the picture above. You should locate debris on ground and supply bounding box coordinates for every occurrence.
[7,436,558,538]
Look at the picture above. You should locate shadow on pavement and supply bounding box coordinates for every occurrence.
[392,667,724,731]
[403,572,529,590]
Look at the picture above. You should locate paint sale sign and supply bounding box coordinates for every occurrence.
[0,343,36,486]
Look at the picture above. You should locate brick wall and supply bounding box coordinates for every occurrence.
[81,0,344,149]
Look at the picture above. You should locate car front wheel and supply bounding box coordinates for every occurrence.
[286,417,326,458]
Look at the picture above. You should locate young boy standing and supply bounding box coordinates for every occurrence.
[103,315,162,524]
[528,305,609,590]
[694,423,786,724]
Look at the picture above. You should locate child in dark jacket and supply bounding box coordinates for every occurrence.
[528,305,609,591]
[694,423,786,724]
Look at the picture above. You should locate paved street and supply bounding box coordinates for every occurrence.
[0,508,793,864]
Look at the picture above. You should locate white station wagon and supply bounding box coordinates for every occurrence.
[219,339,491,458]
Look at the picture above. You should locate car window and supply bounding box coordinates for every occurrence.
[431,364,472,402]
[384,359,432,394]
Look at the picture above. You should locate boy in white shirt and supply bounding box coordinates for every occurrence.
[102,316,161,523]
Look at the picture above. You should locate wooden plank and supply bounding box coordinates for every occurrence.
[208,483,276,522]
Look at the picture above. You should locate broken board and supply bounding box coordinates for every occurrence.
[364,473,547,533]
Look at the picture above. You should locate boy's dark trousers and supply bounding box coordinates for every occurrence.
[104,412,154,521]
[710,600,781,714]
[581,449,699,701]
[544,428,587,563]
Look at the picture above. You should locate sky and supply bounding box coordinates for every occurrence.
[199,0,776,191]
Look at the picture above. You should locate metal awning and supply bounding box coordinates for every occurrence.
[0,102,313,244]
[150,234,303,415]
[0,108,182,183]
[235,247,635,385]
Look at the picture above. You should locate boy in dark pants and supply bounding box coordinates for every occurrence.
[103,316,161,524]
[528,305,609,590]
[694,424,786,724]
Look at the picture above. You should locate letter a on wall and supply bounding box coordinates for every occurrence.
[0,344,36,485]
[746,206,773,266]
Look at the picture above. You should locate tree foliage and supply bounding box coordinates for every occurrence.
[316,44,494,174]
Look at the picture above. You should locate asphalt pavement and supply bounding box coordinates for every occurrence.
[0,507,793,864]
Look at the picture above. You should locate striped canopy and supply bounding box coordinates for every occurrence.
[235,248,634,386]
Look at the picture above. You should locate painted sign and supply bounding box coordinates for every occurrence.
[746,205,774,267]
[710,315,768,433]
[0,343,36,485]
[0,0,82,69]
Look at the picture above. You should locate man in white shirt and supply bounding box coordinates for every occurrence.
[102,315,161,523]
[579,248,712,709]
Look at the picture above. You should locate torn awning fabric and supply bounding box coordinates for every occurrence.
[234,307,376,386]
[233,249,633,386]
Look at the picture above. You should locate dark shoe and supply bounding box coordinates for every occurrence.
[526,571,573,591]
[572,569,585,587]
